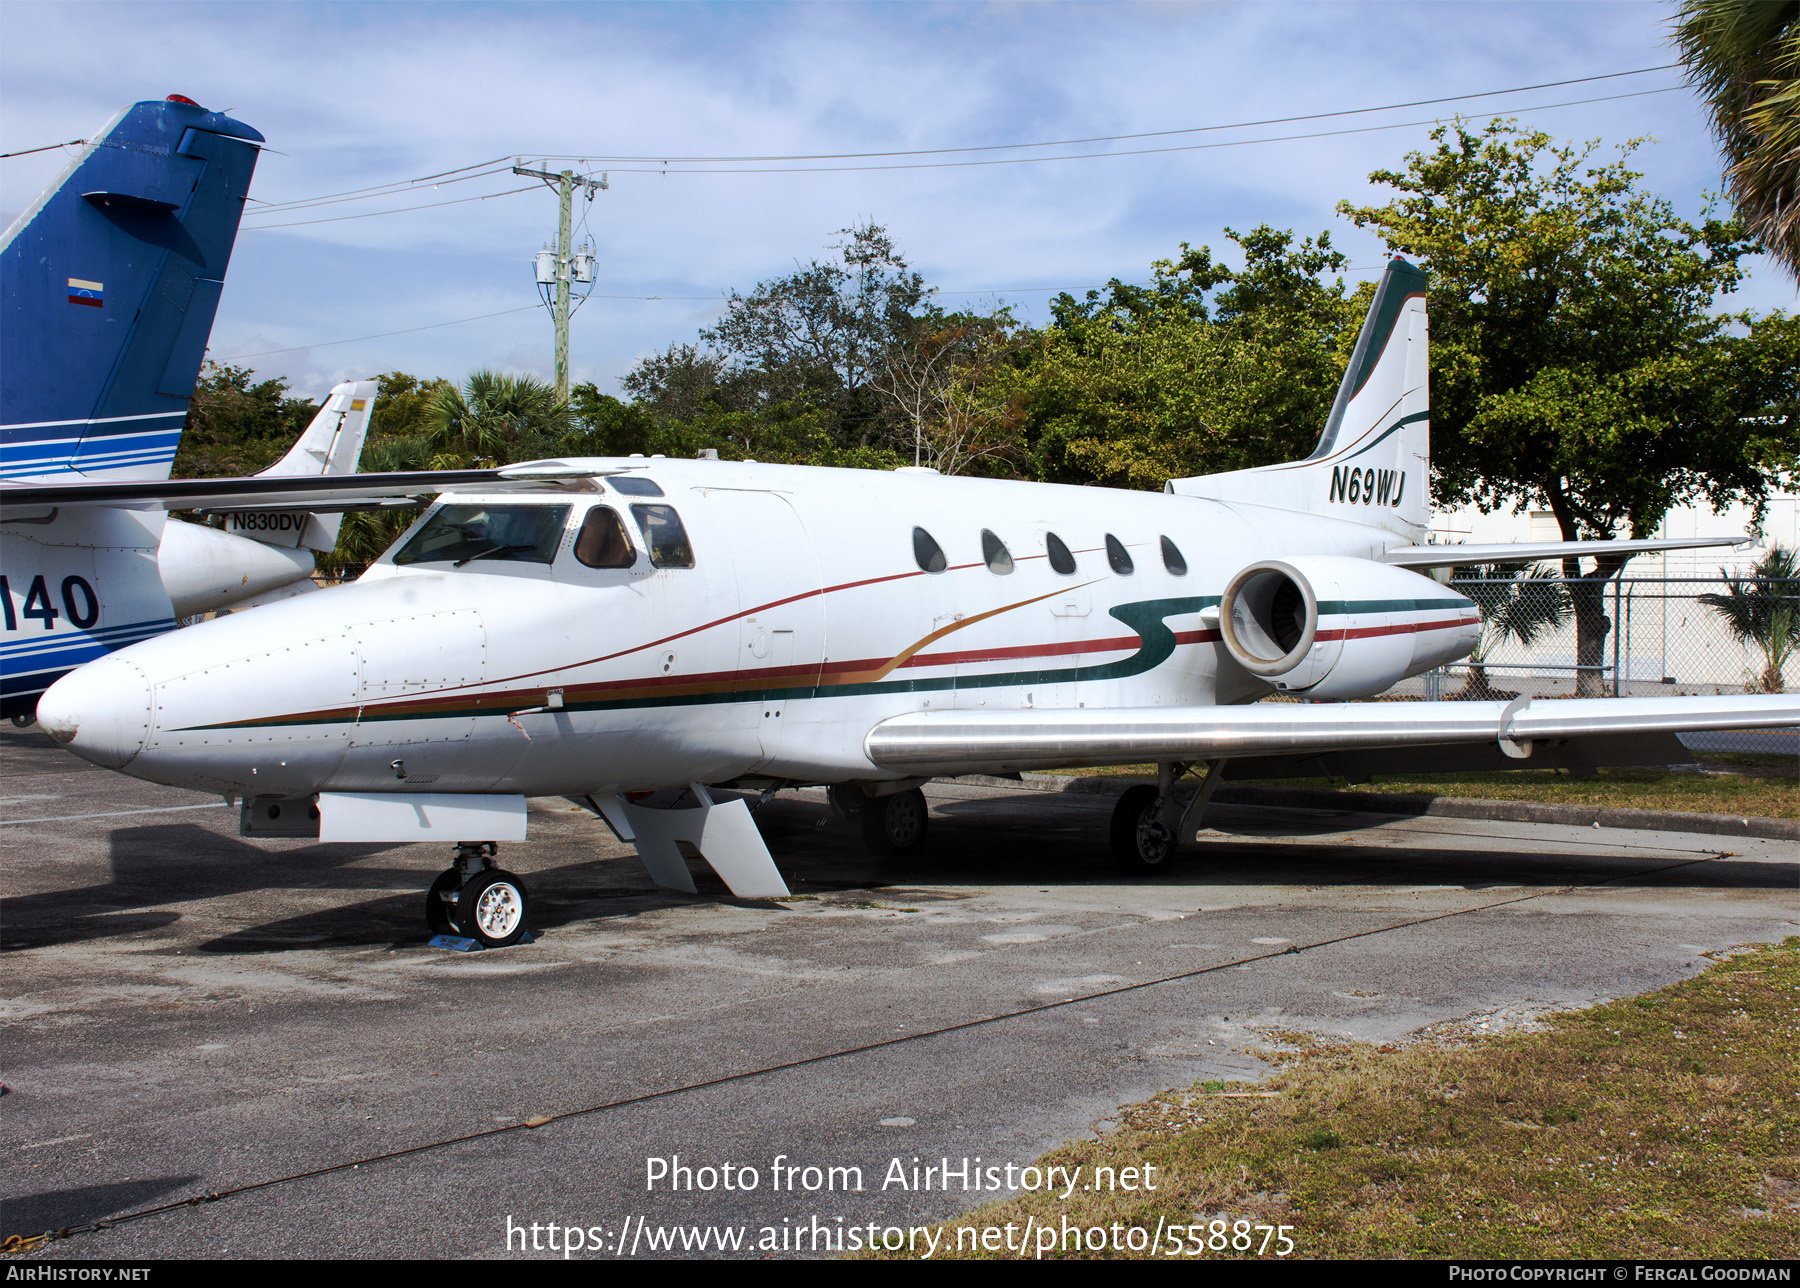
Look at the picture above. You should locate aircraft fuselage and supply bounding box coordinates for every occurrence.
[37,458,1480,798]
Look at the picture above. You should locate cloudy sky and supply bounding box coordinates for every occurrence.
[3,0,1791,401]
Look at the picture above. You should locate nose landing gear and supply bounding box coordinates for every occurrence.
[427,841,531,948]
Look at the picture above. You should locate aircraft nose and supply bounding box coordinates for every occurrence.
[36,654,153,770]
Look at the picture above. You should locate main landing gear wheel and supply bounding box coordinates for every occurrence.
[426,869,462,935]
[458,870,530,948]
[860,787,929,856]
[1110,784,1177,875]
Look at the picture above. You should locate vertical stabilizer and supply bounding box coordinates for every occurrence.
[239,379,378,551]
[1,97,263,483]
[1166,257,1430,540]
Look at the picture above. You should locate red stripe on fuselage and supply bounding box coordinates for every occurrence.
[1316,614,1476,642]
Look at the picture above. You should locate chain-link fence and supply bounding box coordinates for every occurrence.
[1392,576,1800,758]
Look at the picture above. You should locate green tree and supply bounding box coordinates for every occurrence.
[425,369,571,468]
[872,309,1026,476]
[1007,227,1365,489]
[369,370,451,441]
[314,371,446,573]
[1339,120,1798,695]
[174,361,320,478]
[1699,543,1800,691]
[566,382,659,457]
[1674,0,1800,279]
[623,223,931,455]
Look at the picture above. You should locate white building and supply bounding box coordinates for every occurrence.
[1428,486,1800,696]
[1431,487,1800,577]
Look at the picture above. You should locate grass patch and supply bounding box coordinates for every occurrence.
[1058,759,1800,820]
[871,939,1799,1259]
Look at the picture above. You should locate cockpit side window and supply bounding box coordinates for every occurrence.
[1045,532,1076,575]
[630,504,695,569]
[392,503,572,568]
[608,476,664,497]
[573,506,636,569]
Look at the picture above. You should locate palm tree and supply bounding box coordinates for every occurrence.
[1699,544,1799,692]
[1673,0,1800,279]
[1455,564,1573,699]
[426,370,572,467]
[322,436,435,572]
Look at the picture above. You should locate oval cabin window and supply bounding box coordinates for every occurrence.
[1161,535,1188,576]
[1046,533,1076,575]
[981,529,1014,574]
[913,526,947,573]
[1105,534,1134,575]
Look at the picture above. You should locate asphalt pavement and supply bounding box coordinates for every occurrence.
[3,726,1795,1259]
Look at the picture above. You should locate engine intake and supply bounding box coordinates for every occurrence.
[1220,561,1318,676]
[1217,556,1481,700]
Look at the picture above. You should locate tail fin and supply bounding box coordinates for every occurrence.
[1,97,263,483]
[257,380,377,480]
[226,379,378,551]
[1166,256,1430,539]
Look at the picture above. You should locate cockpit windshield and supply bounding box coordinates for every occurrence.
[392,504,572,568]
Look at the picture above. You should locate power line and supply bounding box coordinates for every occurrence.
[585,87,1683,176]
[232,83,1681,236]
[224,306,541,357]
[246,164,517,216]
[241,62,1680,212]
[247,155,515,212]
[241,183,538,230]
[219,265,1401,360]
[535,62,1682,165]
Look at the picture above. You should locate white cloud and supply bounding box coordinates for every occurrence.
[4,0,1788,399]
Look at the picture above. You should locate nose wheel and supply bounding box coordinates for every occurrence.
[427,842,531,948]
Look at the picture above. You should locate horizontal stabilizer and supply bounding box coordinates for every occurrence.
[1380,536,1749,569]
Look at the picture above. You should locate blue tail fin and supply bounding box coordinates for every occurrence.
[1,96,263,482]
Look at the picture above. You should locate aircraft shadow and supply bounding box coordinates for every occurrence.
[1,1175,200,1239]
[754,797,1800,895]
[5,824,404,952]
[193,861,712,954]
[12,797,1792,957]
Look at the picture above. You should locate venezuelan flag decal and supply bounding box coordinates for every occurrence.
[67,278,104,307]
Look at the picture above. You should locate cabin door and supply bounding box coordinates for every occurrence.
[698,489,825,773]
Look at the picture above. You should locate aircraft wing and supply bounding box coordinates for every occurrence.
[0,460,616,514]
[1379,536,1747,568]
[864,695,1800,776]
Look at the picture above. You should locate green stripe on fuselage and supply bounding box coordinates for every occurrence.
[183,590,1468,732]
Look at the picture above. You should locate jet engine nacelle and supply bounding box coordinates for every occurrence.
[1218,555,1481,700]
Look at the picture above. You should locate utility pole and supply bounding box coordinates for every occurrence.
[513,164,606,403]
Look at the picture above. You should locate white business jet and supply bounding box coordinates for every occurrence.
[35,259,1798,947]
